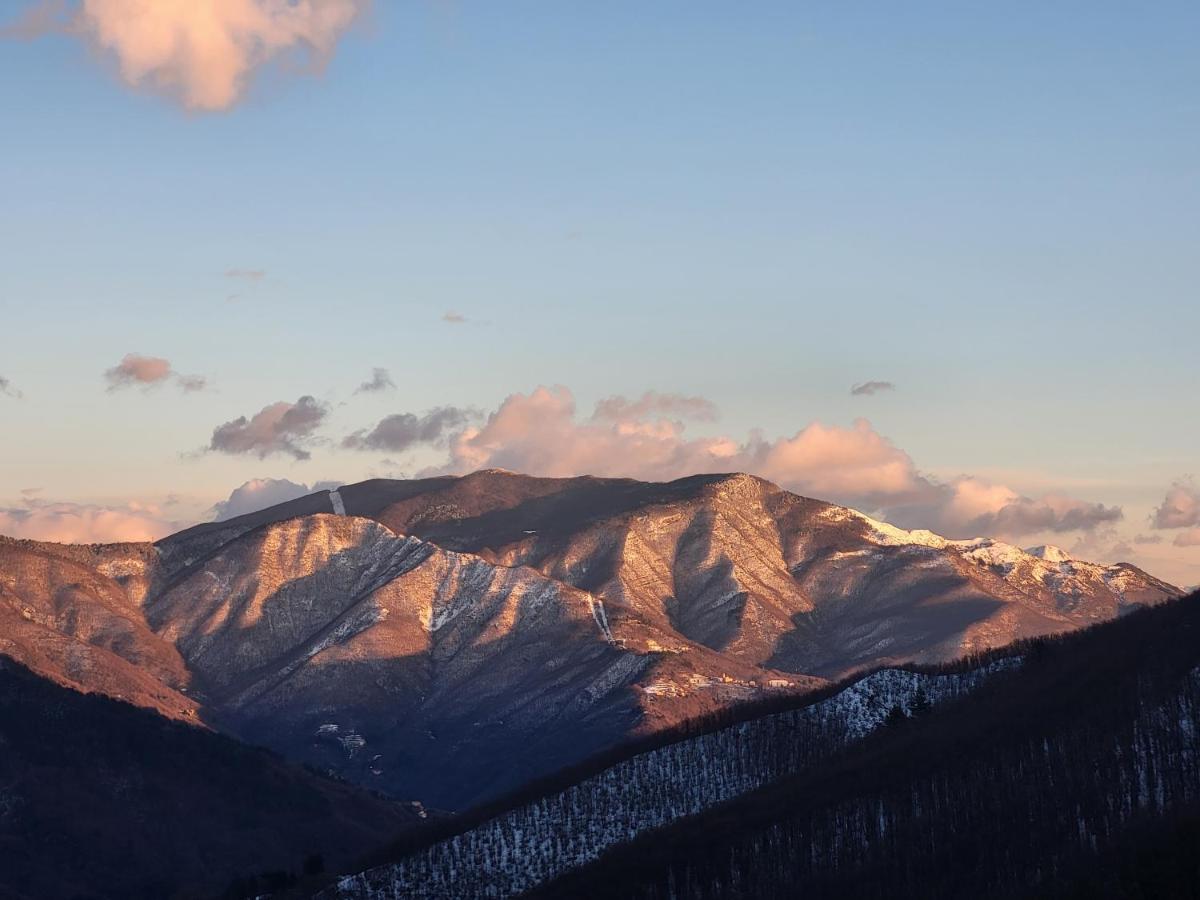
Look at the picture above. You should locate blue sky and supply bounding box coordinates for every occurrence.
[1,1,1197,584]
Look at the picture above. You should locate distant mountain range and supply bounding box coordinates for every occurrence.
[0,470,1179,818]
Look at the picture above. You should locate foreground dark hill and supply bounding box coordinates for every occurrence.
[529,589,1200,900]
[0,471,1180,811]
[325,654,1020,899]
[0,656,420,900]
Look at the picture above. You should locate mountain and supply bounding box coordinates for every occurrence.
[0,654,422,900]
[0,470,1180,812]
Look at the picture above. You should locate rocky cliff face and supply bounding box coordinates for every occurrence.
[0,471,1180,810]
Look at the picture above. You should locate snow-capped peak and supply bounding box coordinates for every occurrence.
[824,506,952,549]
[1024,545,1073,563]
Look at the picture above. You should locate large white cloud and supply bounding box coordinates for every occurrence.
[209,477,342,521]
[7,0,367,111]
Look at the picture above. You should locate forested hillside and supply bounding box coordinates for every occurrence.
[326,656,1017,899]
[532,591,1200,900]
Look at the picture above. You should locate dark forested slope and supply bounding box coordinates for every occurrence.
[0,656,420,900]
[532,590,1200,900]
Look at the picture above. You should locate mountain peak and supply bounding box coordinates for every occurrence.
[1024,544,1073,563]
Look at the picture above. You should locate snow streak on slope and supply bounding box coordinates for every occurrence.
[329,659,1018,900]
[330,488,348,516]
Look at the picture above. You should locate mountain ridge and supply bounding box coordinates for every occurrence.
[0,470,1180,810]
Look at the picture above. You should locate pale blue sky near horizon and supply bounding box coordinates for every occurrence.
[1,1,1197,582]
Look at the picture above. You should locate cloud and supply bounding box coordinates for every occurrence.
[0,376,21,398]
[1152,478,1200,530]
[104,353,206,393]
[0,0,68,39]
[442,311,467,324]
[1133,534,1165,545]
[7,1,368,111]
[405,385,1124,541]
[592,391,718,424]
[1174,528,1200,548]
[344,407,472,452]
[851,381,895,396]
[208,395,328,460]
[104,353,172,389]
[0,497,174,543]
[423,386,926,510]
[355,367,395,394]
[225,268,266,281]
[887,476,1122,540]
[175,373,208,392]
[210,477,342,521]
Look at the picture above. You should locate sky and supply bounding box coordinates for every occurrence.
[1,1,1198,586]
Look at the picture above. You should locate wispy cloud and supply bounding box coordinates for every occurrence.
[0,496,176,543]
[0,0,68,39]
[5,1,368,112]
[592,391,718,423]
[103,353,206,393]
[343,407,472,452]
[0,375,22,398]
[442,311,467,324]
[225,268,266,281]
[208,395,328,460]
[354,367,395,394]
[850,381,895,396]
[1174,529,1200,548]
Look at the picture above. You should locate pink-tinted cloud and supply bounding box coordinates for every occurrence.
[406,385,1123,538]
[1153,478,1200,530]
[424,386,925,509]
[7,0,367,111]
[208,395,328,460]
[887,476,1122,539]
[1174,528,1200,548]
[104,353,206,392]
[0,498,174,543]
[442,311,467,324]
